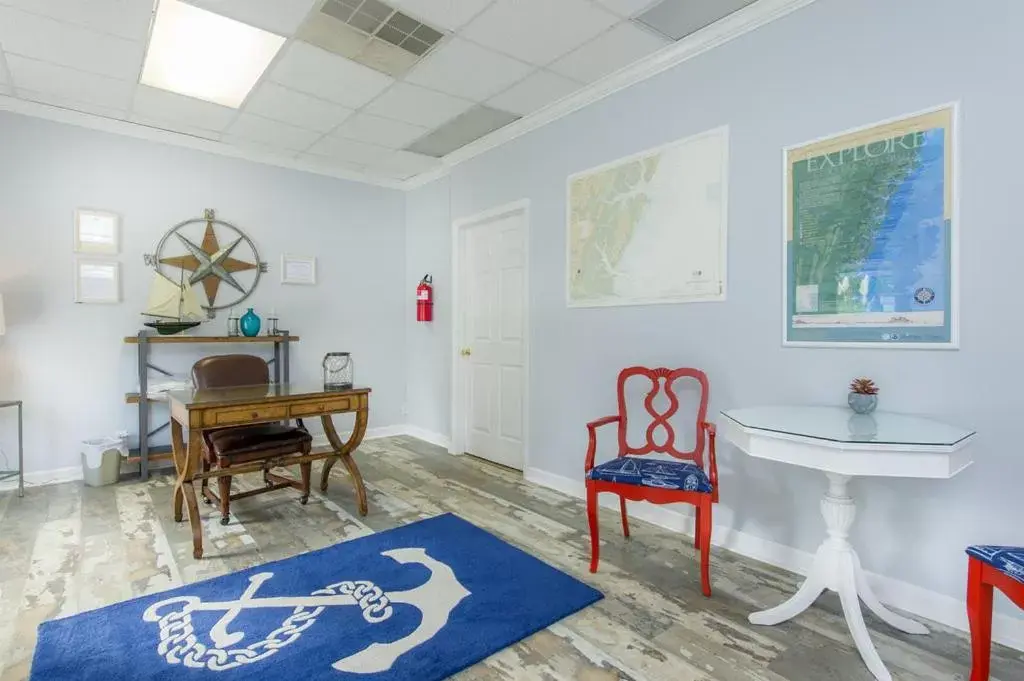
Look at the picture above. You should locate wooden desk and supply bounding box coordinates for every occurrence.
[166,383,371,559]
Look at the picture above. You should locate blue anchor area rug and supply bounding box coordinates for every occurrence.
[31,513,602,680]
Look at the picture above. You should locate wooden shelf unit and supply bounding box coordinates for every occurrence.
[126,331,298,480]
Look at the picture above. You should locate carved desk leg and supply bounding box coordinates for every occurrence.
[320,409,369,516]
[171,418,205,559]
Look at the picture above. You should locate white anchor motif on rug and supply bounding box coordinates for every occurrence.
[142,548,471,673]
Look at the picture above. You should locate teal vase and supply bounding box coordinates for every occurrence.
[240,308,261,337]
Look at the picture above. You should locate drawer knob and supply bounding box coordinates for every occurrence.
[251,411,259,418]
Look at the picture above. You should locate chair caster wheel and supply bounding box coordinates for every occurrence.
[220,517,230,526]
[300,496,309,505]
[202,497,212,505]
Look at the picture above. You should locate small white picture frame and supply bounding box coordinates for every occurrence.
[74,209,120,254]
[74,258,121,304]
[281,254,317,285]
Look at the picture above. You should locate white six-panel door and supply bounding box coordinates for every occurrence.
[456,205,527,470]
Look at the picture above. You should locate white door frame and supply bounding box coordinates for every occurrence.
[450,199,531,470]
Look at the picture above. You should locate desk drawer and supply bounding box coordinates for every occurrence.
[213,405,288,425]
[290,396,354,418]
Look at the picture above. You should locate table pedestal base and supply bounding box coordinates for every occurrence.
[748,473,928,681]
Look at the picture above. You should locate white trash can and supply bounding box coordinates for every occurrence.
[81,437,123,487]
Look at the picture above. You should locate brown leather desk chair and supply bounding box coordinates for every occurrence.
[192,354,313,525]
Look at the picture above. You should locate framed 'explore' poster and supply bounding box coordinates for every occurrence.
[783,103,959,348]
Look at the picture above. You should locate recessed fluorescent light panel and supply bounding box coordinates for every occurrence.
[635,0,758,41]
[141,0,286,108]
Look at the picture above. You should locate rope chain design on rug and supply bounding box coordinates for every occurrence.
[141,547,468,674]
[144,578,394,671]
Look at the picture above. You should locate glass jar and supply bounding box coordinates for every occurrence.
[323,352,353,390]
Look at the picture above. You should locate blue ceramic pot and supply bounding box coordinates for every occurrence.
[848,392,877,415]
[240,308,261,337]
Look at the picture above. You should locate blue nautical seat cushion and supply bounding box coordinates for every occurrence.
[587,456,713,493]
[967,545,1024,584]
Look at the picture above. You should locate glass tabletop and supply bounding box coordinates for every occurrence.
[722,406,974,446]
[167,383,370,408]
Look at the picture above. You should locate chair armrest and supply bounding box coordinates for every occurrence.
[702,421,719,501]
[585,416,621,473]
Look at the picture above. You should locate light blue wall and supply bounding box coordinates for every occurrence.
[405,177,452,436]
[0,112,407,474]
[405,0,1024,612]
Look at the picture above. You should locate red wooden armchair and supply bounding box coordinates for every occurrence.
[585,367,718,596]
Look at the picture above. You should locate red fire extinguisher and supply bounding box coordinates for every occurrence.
[416,274,433,322]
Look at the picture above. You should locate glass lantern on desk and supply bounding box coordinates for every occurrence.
[323,352,354,390]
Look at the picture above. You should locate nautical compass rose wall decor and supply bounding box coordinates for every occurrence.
[144,209,267,316]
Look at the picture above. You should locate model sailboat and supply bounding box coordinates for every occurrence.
[142,270,205,335]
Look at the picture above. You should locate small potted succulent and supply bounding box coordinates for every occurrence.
[848,378,879,414]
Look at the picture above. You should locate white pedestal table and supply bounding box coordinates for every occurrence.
[720,406,975,681]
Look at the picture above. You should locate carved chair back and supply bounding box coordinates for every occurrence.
[615,367,709,468]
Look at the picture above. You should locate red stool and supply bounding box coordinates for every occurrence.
[966,545,1024,681]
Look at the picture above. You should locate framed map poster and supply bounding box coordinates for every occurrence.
[784,104,959,348]
[567,126,728,307]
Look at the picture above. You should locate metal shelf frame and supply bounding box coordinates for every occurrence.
[128,331,297,480]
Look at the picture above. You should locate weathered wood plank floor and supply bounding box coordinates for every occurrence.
[1,436,1020,680]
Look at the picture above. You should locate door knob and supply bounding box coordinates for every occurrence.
[460,347,472,356]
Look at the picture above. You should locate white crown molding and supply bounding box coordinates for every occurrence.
[0,94,405,190]
[403,0,821,189]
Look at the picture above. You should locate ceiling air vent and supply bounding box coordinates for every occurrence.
[634,0,758,41]
[406,105,521,158]
[300,0,446,77]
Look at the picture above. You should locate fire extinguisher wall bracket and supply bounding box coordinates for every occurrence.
[416,274,434,322]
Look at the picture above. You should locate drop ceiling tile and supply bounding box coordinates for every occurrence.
[132,85,237,132]
[244,82,353,132]
[0,6,146,80]
[333,112,428,149]
[365,149,439,179]
[364,150,436,179]
[0,0,155,41]
[128,115,223,140]
[225,113,323,151]
[296,151,367,174]
[220,134,298,157]
[486,69,581,116]
[18,87,128,119]
[550,22,669,83]
[364,83,474,128]
[306,136,391,165]
[184,0,320,36]
[406,37,533,102]
[593,0,661,18]
[7,55,135,110]
[267,41,394,108]
[461,0,618,66]
[389,0,492,31]
[357,38,421,78]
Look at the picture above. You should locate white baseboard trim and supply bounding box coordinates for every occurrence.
[310,425,410,448]
[310,424,450,450]
[401,425,452,450]
[0,465,82,492]
[523,467,1024,652]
